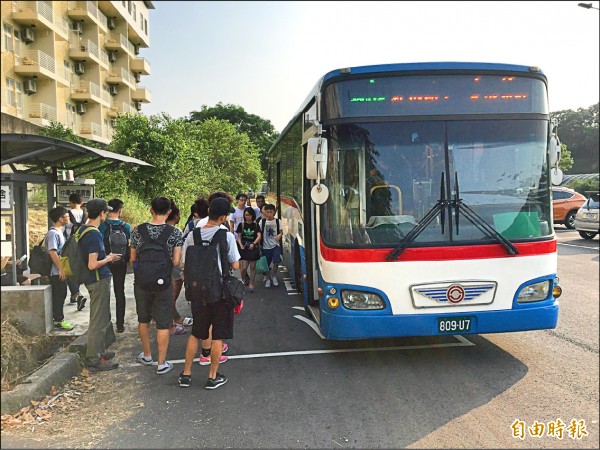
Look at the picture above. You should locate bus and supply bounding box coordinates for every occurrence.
[266,62,563,340]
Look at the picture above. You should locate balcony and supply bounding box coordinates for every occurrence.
[107,101,135,118]
[28,103,57,126]
[67,1,108,32]
[70,80,107,106]
[105,33,135,57]
[78,121,110,144]
[54,16,70,41]
[12,1,54,30]
[14,50,56,80]
[132,87,151,103]
[69,38,101,65]
[106,67,134,88]
[130,57,151,76]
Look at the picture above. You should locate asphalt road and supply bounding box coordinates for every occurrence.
[3,228,598,449]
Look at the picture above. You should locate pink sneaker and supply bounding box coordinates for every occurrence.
[222,343,228,354]
[199,354,228,366]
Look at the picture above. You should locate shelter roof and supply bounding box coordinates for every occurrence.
[1,133,151,177]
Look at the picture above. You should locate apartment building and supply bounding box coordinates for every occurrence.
[1,1,154,145]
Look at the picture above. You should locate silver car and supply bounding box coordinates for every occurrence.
[574,191,599,239]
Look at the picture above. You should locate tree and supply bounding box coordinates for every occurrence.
[188,103,278,175]
[109,113,262,209]
[558,144,574,173]
[551,103,599,174]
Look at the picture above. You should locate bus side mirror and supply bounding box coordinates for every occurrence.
[549,134,561,168]
[306,138,328,180]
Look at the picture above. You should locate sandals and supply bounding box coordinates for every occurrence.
[170,325,187,335]
[248,286,255,293]
[182,317,193,327]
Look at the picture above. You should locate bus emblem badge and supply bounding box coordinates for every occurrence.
[446,285,465,303]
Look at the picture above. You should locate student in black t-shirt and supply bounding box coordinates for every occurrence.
[236,207,262,293]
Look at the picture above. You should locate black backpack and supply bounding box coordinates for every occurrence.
[184,228,229,305]
[29,236,52,276]
[133,224,173,291]
[104,221,129,263]
[68,210,88,235]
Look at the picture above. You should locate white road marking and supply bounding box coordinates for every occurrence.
[284,280,294,291]
[294,314,325,338]
[122,336,474,368]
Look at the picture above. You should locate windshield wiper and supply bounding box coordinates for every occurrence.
[387,172,448,261]
[453,172,519,256]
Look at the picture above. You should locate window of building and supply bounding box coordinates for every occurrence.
[122,0,126,8]
[3,23,14,52]
[144,18,148,34]
[5,77,16,106]
[15,81,23,110]
[132,3,136,21]
[127,1,132,14]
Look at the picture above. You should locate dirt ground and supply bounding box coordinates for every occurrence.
[1,334,140,448]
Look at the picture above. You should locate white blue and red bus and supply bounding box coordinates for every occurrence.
[266,62,563,340]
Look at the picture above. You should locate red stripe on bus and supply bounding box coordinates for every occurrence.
[319,239,556,262]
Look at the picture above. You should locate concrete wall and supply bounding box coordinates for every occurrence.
[1,285,52,335]
[0,112,41,134]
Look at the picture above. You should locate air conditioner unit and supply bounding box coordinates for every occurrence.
[108,51,117,63]
[76,103,86,114]
[24,78,37,95]
[22,27,35,44]
[134,44,140,55]
[109,85,118,96]
[107,18,116,30]
[71,21,83,34]
[74,61,85,74]
[134,73,141,83]
[133,101,141,111]
[110,119,117,127]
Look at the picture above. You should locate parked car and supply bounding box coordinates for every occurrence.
[574,191,599,240]
[552,186,586,229]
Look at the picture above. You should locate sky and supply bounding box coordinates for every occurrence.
[142,1,600,132]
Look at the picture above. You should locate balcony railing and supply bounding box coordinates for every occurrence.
[71,80,104,104]
[130,57,151,75]
[12,1,54,28]
[16,49,56,74]
[79,121,101,136]
[99,49,109,68]
[68,1,108,30]
[55,16,70,40]
[28,103,57,122]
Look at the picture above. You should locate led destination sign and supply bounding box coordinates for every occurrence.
[325,74,547,119]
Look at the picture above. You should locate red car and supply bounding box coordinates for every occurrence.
[552,187,586,229]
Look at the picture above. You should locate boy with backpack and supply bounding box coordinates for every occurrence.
[45,206,75,331]
[64,193,88,311]
[130,197,183,375]
[179,197,240,390]
[98,198,131,333]
[259,203,283,287]
[76,199,122,371]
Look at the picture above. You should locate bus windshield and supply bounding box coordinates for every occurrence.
[321,119,552,247]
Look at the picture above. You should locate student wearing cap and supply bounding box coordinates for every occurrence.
[179,196,240,390]
[78,199,122,371]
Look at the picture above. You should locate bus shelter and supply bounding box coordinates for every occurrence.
[1,133,152,285]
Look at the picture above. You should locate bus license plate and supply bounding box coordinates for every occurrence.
[438,317,472,333]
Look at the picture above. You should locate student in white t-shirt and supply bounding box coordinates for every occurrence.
[258,203,283,287]
[229,193,248,240]
[63,193,88,311]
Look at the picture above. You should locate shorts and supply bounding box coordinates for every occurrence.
[191,301,233,340]
[261,245,281,267]
[134,283,173,329]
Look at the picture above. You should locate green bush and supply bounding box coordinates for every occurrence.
[565,177,599,195]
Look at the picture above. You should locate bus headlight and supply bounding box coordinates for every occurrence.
[517,280,551,303]
[341,290,385,310]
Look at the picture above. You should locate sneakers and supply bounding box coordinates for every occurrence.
[271,277,279,287]
[76,295,87,311]
[116,325,125,333]
[182,317,193,327]
[222,343,228,354]
[69,295,78,304]
[205,373,228,390]
[199,354,228,366]
[178,372,191,387]
[265,279,271,288]
[54,320,74,331]
[86,357,118,372]
[136,352,153,366]
[157,361,173,375]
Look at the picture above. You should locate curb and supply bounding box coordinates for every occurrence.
[1,351,82,415]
